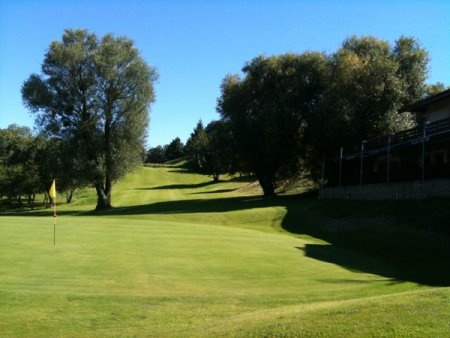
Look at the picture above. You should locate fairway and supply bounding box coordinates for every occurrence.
[1,166,449,337]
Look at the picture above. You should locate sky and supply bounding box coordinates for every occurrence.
[1,0,449,147]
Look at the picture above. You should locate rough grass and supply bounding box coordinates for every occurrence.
[1,166,450,337]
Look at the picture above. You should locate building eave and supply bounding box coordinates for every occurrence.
[400,89,450,113]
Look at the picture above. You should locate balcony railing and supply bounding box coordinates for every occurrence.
[338,117,450,159]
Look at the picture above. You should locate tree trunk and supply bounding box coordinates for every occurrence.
[97,103,114,211]
[258,177,276,196]
[66,190,74,204]
[212,172,220,182]
[95,181,112,210]
[27,194,35,209]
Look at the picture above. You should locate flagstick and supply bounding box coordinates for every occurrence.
[49,179,57,246]
[53,200,56,246]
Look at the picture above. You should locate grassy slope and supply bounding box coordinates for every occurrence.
[0,166,449,337]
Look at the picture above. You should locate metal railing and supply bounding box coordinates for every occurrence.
[338,117,450,159]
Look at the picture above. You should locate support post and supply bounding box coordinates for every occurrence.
[421,122,430,182]
[339,147,343,187]
[360,140,367,185]
[386,134,392,184]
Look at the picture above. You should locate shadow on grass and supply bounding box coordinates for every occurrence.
[89,195,274,216]
[90,192,450,286]
[138,181,218,190]
[282,196,450,287]
[297,244,399,277]
[3,187,450,287]
[190,188,237,195]
[298,242,450,286]
[141,175,256,191]
[0,208,91,217]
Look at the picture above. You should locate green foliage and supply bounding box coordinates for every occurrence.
[204,119,239,180]
[21,29,157,210]
[185,120,239,181]
[216,36,430,188]
[185,120,209,173]
[394,36,429,104]
[218,52,329,195]
[164,137,185,161]
[0,125,49,208]
[145,145,167,164]
[303,36,428,177]
[425,82,450,96]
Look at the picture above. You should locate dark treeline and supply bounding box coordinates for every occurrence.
[146,137,185,164]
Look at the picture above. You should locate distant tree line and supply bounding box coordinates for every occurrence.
[0,125,47,208]
[146,137,185,164]
[0,124,87,208]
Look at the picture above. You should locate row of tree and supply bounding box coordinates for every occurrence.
[2,31,444,208]
[177,36,438,195]
[0,123,140,209]
[145,137,185,164]
[0,125,47,208]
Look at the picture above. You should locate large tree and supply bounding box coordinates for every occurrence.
[204,120,238,181]
[306,36,429,169]
[217,53,329,195]
[185,119,238,181]
[146,145,167,164]
[22,29,157,209]
[164,137,185,161]
[185,120,209,173]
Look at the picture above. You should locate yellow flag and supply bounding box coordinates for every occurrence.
[49,180,56,199]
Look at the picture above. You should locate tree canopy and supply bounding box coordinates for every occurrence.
[217,52,329,195]
[22,29,157,209]
[0,125,49,208]
[184,119,238,181]
[217,36,430,195]
[307,35,428,168]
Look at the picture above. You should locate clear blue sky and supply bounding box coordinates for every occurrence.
[1,0,449,147]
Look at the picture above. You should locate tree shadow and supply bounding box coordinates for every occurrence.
[138,181,218,190]
[89,195,275,216]
[167,169,189,173]
[282,196,450,287]
[297,244,397,276]
[0,209,89,217]
[86,189,450,286]
[298,244,407,285]
[190,188,236,195]
[4,184,450,287]
[298,242,450,286]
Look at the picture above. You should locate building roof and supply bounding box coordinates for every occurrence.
[400,89,450,113]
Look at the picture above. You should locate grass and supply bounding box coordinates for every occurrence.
[1,166,450,337]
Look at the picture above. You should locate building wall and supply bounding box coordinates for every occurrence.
[319,179,450,200]
[425,97,450,122]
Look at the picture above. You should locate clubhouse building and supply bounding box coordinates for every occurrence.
[321,89,450,199]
